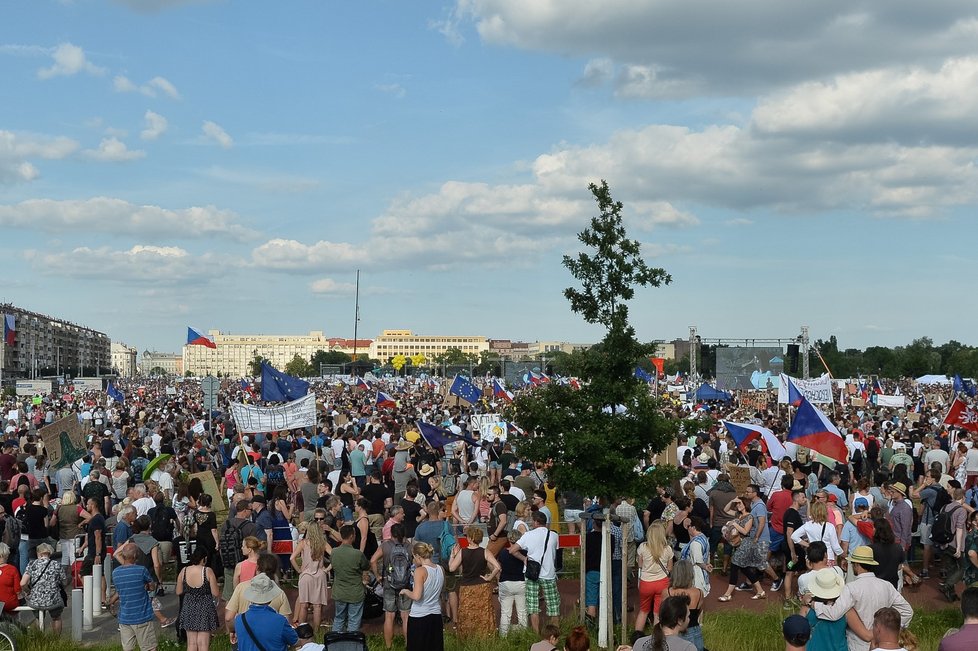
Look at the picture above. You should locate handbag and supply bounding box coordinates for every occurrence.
[35,559,68,606]
[525,528,551,581]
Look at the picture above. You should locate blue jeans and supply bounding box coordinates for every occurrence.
[682,625,705,651]
[611,562,622,624]
[18,539,28,575]
[333,600,364,633]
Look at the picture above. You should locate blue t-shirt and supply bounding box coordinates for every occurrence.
[113,564,154,625]
[840,521,869,549]
[750,500,771,543]
[113,520,132,549]
[805,607,848,651]
[235,604,298,651]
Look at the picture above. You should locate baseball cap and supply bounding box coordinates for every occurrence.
[782,614,811,645]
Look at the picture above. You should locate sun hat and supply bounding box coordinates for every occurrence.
[697,452,710,464]
[808,567,845,600]
[890,482,907,496]
[791,481,804,491]
[395,440,414,451]
[243,573,282,604]
[419,464,434,477]
[847,545,879,566]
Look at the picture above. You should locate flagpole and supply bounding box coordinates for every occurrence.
[351,269,360,379]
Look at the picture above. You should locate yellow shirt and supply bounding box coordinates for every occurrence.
[225,578,293,618]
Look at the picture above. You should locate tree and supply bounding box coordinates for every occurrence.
[505,180,677,498]
[149,366,167,377]
[248,355,267,377]
[285,353,313,377]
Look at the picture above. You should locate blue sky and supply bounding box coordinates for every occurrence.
[2,1,978,353]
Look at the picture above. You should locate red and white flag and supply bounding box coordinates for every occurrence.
[943,396,978,433]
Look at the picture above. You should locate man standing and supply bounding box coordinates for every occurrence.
[451,477,479,527]
[331,524,370,633]
[487,486,509,556]
[707,474,737,573]
[745,484,780,590]
[824,473,849,508]
[939,586,978,651]
[808,546,913,651]
[887,483,913,554]
[107,544,157,651]
[251,495,275,550]
[81,497,107,607]
[782,489,807,599]
[938,487,969,602]
[913,469,945,579]
[220,500,258,599]
[509,511,559,633]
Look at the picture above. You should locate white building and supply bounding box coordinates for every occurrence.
[182,330,330,377]
[0,303,110,380]
[111,342,138,377]
[368,329,489,361]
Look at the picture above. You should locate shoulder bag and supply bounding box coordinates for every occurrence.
[525,528,551,581]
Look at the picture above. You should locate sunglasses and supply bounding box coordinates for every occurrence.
[314,517,325,521]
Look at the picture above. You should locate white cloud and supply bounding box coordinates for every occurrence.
[456,1,978,97]
[37,43,105,79]
[576,58,613,87]
[140,110,168,140]
[252,239,361,271]
[0,130,79,184]
[83,137,146,162]
[200,166,319,193]
[114,74,181,99]
[309,278,357,295]
[725,218,754,226]
[631,201,700,229]
[202,121,233,148]
[0,197,257,240]
[374,83,407,99]
[25,245,196,282]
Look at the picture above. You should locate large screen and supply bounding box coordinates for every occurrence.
[716,347,785,391]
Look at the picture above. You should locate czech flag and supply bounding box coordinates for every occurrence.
[376,390,397,409]
[787,396,848,463]
[186,326,216,349]
[723,421,788,460]
[859,380,869,401]
[786,377,805,407]
[353,376,370,390]
[239,379,255,395]
[2,314,14,347]
[492,379,514,403]
[912,396,925,413]
[872,379,884,395]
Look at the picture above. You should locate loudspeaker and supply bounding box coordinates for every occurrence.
[787,344,800,374]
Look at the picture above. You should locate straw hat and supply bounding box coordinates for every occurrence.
[890,482,908,496]
[395,440,414,451]
[846,545,879,566]
[808,568,844,600]
[419,464,435,477]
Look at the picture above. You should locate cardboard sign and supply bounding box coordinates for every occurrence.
[728,465,752,496]
[166,387,177,396]
[39,414,88,469]
[740,392,769,412]
[187,471,227,513]
[850,398,866,407]
[907,413,921,423]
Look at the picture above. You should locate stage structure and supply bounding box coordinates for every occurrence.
[688,325,810,389]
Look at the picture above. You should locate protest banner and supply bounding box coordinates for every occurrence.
[230,393,316,433]
[166,387,177,396]
[188,471,227,513]
[907,413,921,423]
[850,397,866,407]
[778,373,834,405]
[875,395,906,408]
[728,465,752,496]
[39,414,88,469]
[740,391,770,412]
[471,413,500,435]
[333,413,349,426]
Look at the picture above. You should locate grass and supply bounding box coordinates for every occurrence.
[10,605,964,651]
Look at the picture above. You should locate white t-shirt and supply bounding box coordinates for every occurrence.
[151,469,174,496]
[797,565,844,597]
[330,438,344,461]
[518,525,559,581]
[132,496,156,517]
[509,485,526,502]
[924,448,950,474]
[966,448,978,473]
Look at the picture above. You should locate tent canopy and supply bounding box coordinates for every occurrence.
[695,383,733,402]
[916,374,950,385]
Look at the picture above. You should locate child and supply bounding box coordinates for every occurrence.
[529,624,561,651]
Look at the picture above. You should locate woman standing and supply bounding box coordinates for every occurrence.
[232,536,264,589]
[543,480,561,534]
[110,461,130,505]
[220,459,240,507]
[661,560,704,651]
[718,498,766,602]
[353,498,378,560]
[20,543,67,633]
[400,542,444,651]
[448,526,501,637]
[0,543,20,614]
[176,546,221,651]
[338,470,359,522]
[56,492,84,568]
[186,493,221,576]
[790,501,844,565]
[269,485,294,572]
[497,530,527,636]
[513,501,531,536]
[635,521,673,632]
[290,520,331,633]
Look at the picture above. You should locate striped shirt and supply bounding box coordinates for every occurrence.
[112,564,154,625]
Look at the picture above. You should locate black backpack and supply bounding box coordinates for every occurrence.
[930,486,953,517]
[932,503,962,546]
[219,519,247,569]
[150,507,173,542]
[386,542,412,590]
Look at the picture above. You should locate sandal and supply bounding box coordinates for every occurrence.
[718,594,732,602]
[752,591,767,600]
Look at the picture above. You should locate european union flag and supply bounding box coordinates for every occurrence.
[449,375,482,403]
[261,362,310,402]
[954,374,977,398]
[416,421,479,449]
[634,367,654,383]
[106,382,125,404]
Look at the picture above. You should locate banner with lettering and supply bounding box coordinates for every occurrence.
[39,414,88,469]
[230,393,316,433]
[777,373,834,405]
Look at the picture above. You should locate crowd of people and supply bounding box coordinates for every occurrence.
[0,374,977,651]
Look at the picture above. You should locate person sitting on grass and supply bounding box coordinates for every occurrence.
[529,624,561,651]
[632,595,696,651]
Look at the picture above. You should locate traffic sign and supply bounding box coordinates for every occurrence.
[201,376,219,412]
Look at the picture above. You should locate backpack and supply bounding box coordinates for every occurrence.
[967,487,978,510]
[932,503,962,546]
[930,485,953,517]
[2,513,22,549]
[852,447,863,464]
[439,520,456,562]
[866,438,879,459]
[219,519,247,569]
[386,542,412,590]
[150,507,172,542]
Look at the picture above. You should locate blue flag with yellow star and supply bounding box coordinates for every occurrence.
[261,361,310,402]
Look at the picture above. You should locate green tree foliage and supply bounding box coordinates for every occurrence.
[285,353,313,377]
[812,335,978,378]
[248,355,267,377]
[506,181,677,498]
[310,350,352,368]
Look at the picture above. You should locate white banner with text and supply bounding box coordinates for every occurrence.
[777,373,834,405]
[230,393,317,433]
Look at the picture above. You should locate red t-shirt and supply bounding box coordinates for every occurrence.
[0,563,21,611]
[767,489,794,534]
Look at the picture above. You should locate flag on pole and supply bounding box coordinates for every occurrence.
[634,367,654,383]
[943,396,978,433]
[260,361,310,402]
[491,379,513,403]
[449,375,482,403]
[785,377,805,408]
[416,421,478,449]
[2,314,14,347]
[722,421,787,459]
[186,327,216,349]
[106,382,125,404]
[872,379,884,395]
[376,390,397,409]
[352,376,370,390]
[787,397,848,462]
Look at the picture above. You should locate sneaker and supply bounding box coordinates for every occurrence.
[772,577,784,592]
[736,583,752,591]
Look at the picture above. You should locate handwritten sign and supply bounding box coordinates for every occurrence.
[230,394,316,433]
[39,414,88,469]
[728,465,752,496]
[740,392,770,413]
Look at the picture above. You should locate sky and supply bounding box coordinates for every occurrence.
[2,1,978,354]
